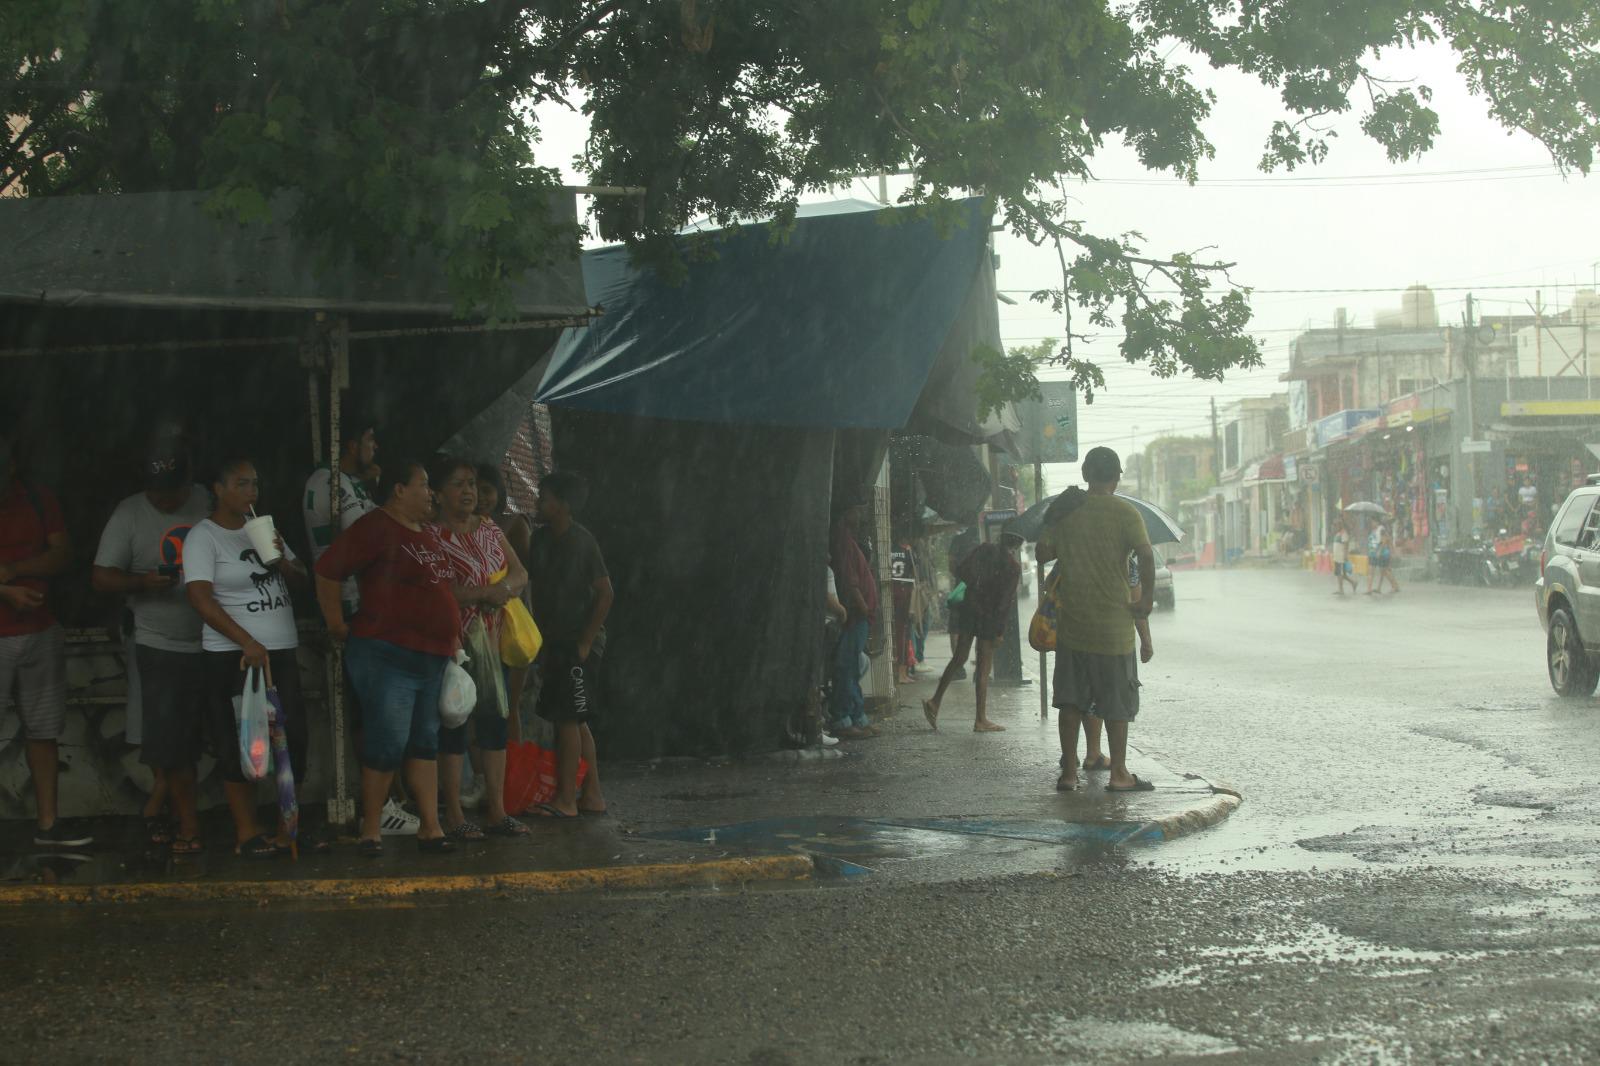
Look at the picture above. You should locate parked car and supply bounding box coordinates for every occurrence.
[1153,546,1175,610]
[1534,477,1600,696]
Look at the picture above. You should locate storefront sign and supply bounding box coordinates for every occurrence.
[1461,439,1492,454]
[1283,456,1299,482]
[1501,400,1600,418]
[1014,383,1079,464]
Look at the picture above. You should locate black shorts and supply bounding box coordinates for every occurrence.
[135,645,206,771]
[203,648,308,785]
[956,604,1004,642]
[536,643,600,725]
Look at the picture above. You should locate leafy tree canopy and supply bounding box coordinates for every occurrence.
[4,1,1597,381]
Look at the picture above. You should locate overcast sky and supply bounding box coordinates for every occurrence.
[533,39,1597,493]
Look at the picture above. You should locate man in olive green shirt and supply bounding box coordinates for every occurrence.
[1037,447,1155,792]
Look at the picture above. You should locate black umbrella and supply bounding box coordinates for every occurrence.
[1007,491,1186,545]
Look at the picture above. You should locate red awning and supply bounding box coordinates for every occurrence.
[1257,455,1286,480]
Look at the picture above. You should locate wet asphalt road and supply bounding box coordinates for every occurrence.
[7,568,1600,1064]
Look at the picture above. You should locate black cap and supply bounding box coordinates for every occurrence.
[1082,446,1122,483]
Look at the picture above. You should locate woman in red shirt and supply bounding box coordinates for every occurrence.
[314,461,460,855]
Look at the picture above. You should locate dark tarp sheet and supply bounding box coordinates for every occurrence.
[550,409,834,758]
[537,198,993,431]
[0,190,588,317]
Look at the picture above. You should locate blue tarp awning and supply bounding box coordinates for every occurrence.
[536,198,994,430]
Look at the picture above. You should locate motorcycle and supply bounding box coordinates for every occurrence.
[1438,531,1536,587]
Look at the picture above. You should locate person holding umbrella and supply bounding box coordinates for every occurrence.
[1036,447,1156,793]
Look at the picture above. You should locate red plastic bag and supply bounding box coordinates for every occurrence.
[503,740,588,815]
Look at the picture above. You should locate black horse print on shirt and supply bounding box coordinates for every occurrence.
[240,548,290,613]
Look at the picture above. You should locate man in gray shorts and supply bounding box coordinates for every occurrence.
[1036,446,1155,792]
[0,436,90,848]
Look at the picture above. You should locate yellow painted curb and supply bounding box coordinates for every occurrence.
[0,854,815,906]
[1150,792,1241,840]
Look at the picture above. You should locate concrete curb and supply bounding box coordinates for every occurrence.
[0,854,815,907]
[1149,792,1242,841]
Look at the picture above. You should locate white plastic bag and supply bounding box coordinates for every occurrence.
[439,649,477,729]
[231,666,272,781]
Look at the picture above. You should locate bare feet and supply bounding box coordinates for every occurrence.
[922,698,939,732]
[974,719,1005,733]
[1081,754,1111,771]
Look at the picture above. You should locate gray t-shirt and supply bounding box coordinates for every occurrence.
[92,488,211,653]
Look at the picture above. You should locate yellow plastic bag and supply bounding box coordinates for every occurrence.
[490,567,543,668]
[1027,564,1060,653]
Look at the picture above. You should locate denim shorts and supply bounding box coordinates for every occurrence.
[343,637,446,771]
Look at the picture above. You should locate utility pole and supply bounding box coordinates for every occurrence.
[1462,293,1479,536]
[1210,398,1221,476]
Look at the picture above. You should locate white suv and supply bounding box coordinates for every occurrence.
[1536,481,1600,696]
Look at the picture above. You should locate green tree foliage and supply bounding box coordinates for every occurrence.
[5,0,1597,371]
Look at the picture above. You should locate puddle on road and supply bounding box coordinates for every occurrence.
[1144,920,1493,989]
[1020,1015,1238,1058]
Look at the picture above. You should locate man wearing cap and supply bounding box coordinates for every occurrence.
[92,427,212,852]
[0,435,88,848]
[1036,447,1156,792]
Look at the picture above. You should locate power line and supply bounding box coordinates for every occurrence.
[999,282,1580,296]
[1082,163,1562,187]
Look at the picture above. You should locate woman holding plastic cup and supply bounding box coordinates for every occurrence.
[430,457,529,840]
[314,460,459,856]
[184,456,315,858]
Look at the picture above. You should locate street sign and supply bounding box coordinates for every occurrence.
[1014,382,1078,464]
[1461,439,1492,454]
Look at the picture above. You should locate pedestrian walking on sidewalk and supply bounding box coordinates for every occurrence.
[1366,521,1400,595]
[829,496,879,739]
[526,471,613,818]
[1036,447,1155,793]
[922,532,1023,733]
[1331,517,1358,595]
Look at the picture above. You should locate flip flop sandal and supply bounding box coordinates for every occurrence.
[1104,775,1157,792]
[234,833,277,859]
[146,816,174,846]
[417,836,457,854]
[171,835,204,855]
[358,838,384,858]
[1055,776,1081,792]
[446,820,487,842]
[486,816,530,837]
[533,803,577,819]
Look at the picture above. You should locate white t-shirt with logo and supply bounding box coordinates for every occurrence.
[182,518,300,653]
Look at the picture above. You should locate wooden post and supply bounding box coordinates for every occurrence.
[325,316,356,828]
[1036,461,1049,720]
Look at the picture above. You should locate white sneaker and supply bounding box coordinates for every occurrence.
[459,773,486,810]
[818,730,840,748]
[378,798,420,836]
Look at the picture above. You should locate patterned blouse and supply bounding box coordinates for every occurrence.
[430,517,508,639]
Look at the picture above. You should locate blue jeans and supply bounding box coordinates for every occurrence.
[830,620,870,730]
[343,638,446,771]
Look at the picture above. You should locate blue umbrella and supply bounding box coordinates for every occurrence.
[265,686,298,859]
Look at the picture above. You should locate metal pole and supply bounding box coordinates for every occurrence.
[1036,461,1048,720]
[325,316,356,829]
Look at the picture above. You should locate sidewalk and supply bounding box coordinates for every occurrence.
[0,645,1239,904]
